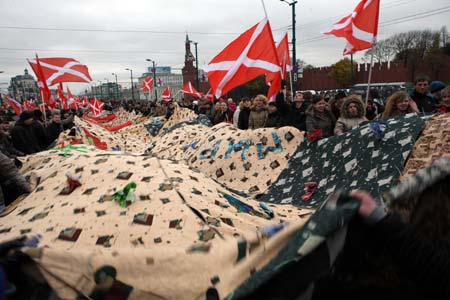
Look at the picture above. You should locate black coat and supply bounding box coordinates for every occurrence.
[265,110,285,128]
[0,131,24,158]
[10,120,47,154]
[0,152,30,206]
[289,103,307,131]
[45,121,64,146]
[410,90,436,113]
[238,108,251,130]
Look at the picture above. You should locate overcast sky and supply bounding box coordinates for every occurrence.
[0,0,449,94]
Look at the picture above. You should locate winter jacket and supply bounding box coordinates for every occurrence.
[0,152,31,207]
[372,213,450,299]
[10,119,47,154]
[410,90,436,113]
[438,106,450,113]
[289,103,307,131]
[45,121,64,147]
[233,107,241,127]
[334,97,368,135]
[238,108,251,130]
[248,108,268,129]
[305,106,336,138]
[212,109,232,125]
[265,110,285,128]
[0,131,24,158]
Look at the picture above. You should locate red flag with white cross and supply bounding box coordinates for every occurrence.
[204,18,281,99]
[323,0,380,55]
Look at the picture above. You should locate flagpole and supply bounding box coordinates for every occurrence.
[261,0,268,18]
[288,70,294,100]
[365,50,374,104]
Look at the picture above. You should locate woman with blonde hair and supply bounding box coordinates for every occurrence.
[248,94,268,129]
[381,91,419,120]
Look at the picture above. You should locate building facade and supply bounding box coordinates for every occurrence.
[8,69,39,101]
[138,66,183,101]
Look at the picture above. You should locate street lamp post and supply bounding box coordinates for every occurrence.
[125,68,135,101]
[98,80,103,99]
[112,73,118,100]
[145,59,158,100]
[280,0,298,95]
[104,78,110,100]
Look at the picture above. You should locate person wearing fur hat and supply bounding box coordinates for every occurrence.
[334,95,368,135]
[305,95,336,138]
[248,94,269,129]
[10,110,47,155]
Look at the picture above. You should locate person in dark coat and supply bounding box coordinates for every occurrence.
[10,111,47,155]
[0,117,24,159]
[237,97,252,130]
[61,109,75,130]
[305,95,336,139]
[288,92,307,131]
[410,75,436,113]
[265,102,285,128]
[0,152,31,208]
[45,109,64,147]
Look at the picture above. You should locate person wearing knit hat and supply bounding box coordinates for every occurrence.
[430,81,446,105]
[11,110,47,154]
[19,110,34,123]
[430,81,445,94]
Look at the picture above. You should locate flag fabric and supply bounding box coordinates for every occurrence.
[276,33,292,79]
[89,98,104,117]
[23,99,37,111]
[141,77,154,92]
[323,0,380,55]
[3,95,23,116]
[82,96,89,107]
[157,78,164,87]
[29,54,57,109]
[204,18,281,99]
[28,57,92,86]
[57,83,67,102]
[161,87,172,102]
[66,87,77,110]
[181,81,203,98]
[204,88,215,102]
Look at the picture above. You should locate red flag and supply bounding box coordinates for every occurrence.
[89,98,104,116]
[57,83,69,110]
[29,54,57,108]
[23,99,37,111]
[181,81,204,98]
[28,57,92,86]
[276,33,292,79]
[161,87,172,102]
[323,0,380,55]
[3,95,23,116]
[157,78,164,87]
[66,86,77,109]
[141,77,154,92]
[204,88,215,102]
[204,18,281,99]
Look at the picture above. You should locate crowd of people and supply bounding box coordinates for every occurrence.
[0,74,449,299]
[154,75,448,141]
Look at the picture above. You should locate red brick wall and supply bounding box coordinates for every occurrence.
[298,57,450,91]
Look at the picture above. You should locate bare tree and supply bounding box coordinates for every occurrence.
[364,40,396,64]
